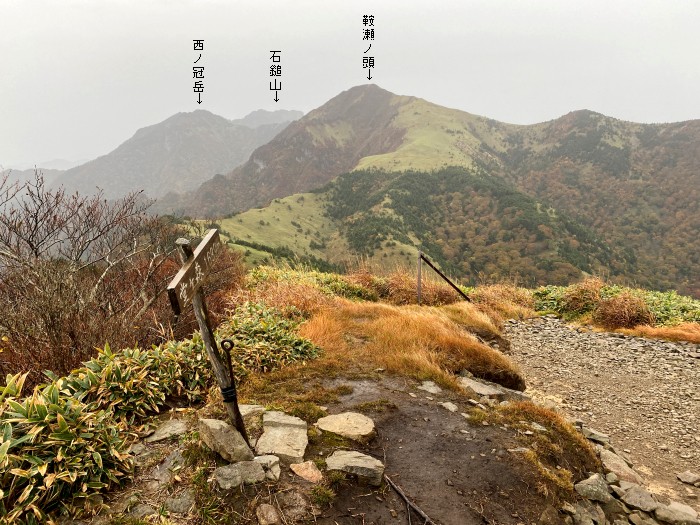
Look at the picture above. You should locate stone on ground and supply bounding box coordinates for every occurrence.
[214,461,266,489]
[582,426,611,444]
[240,404,266,429]
[198,418,254,463]
[600,448,644,485]
[417,381,442,394]
[276,490,310,521]
[575,473,613,503]
[655,502,700,525]
[256,503,282,525]
[254,455,281,481]
[290,461,324,483]
[164,488,195,514]
[458,377,503,398]
[326,450,385,486]
[144,419,188,443]
[145,449,184,492]
[439,401,458,412]
[622,485,660,513]
[256,411,308,464]
[677,471,700,486]
[315,412,375,441]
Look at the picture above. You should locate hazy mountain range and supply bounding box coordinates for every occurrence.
[2,109,302,200]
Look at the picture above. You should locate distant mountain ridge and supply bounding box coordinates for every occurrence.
[166,84,698,296]
[54,109,302,200]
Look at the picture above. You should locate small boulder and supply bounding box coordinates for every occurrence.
[290,461,323,483]
[256,412,308,464]
[198,418,254,463]
[417,381,442,394]
[439,402,458,412]
[316,412,375,441]
[256,503,282,525]
[655,502,699,525]
[458,377,503,399]
[326,450,384,486]
[600,448,644,485]
[677,471,700,487]
[622,485,659,513]
[144,419,188,443]
[214,461,266,490]
[255,455,281,481]
[575,473,613,503]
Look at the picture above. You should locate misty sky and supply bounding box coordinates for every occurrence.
[2,0,699,167]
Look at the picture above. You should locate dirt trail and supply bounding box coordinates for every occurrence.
[505,315,700,507]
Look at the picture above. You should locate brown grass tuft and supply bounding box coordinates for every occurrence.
[230,281,335,318]
[593,292,655,329]
[562,277,604,315]
[299,300,525,390]
[618,322,700,343]
[470,284,536,324]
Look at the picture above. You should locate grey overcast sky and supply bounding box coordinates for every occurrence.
[2,0,699,167]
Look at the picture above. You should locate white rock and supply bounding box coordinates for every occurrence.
[144,419,188,443]
[326,450,384,486]
[198,418,254,463]
[417,381,442,394]
[439,402,458,412]
[254,455,281,481]
[316,412,375,441]
[214,461,265,489]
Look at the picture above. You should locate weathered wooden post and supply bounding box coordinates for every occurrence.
[166,229,250,447]
[417,250,423,305]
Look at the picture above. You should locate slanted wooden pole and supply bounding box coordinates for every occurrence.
[175,238,251,447]
[417,250,423,305]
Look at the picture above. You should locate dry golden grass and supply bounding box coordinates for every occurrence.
[229,281,335,318]
[440,302,502,341]
[592,292,655,329]
[618,322,700,343]
[299,299,525,390]
[470,284,536,324]
[562,277,604,314]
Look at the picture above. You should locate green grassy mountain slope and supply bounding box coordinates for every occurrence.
[221,167,615,287]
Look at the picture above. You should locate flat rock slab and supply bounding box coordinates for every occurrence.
[458,377,503,399]
[256,412,308,464]
[439,402,458,412]
[146,449,184,492]
[290,461,323,483]
[144,419,188,443]
[600,448,644,485]
[622,485,660,513]
[198,418,254,463]
[326,450,385,486]
[417,381,442,394]
[240,404,266,427]
[214,461,265,489]
[164,488,195,514]
[656,502,700,525]
[677,471,700,486]
[316,412,375,441]
[255,455,281,481]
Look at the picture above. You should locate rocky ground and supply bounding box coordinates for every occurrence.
[505,315,700,507]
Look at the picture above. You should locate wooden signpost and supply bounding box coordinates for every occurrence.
[167,229,250,446]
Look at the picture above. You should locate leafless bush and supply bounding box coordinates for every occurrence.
[0,171,243,386]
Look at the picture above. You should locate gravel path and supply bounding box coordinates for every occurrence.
[505,315,700,505]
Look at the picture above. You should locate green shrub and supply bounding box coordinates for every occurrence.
[0,373,132,523]
[218,302,319,380]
